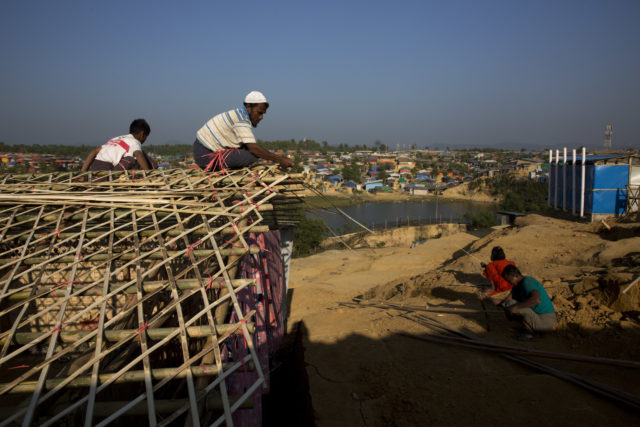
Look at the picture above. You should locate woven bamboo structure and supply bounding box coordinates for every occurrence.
[0,166,304,426]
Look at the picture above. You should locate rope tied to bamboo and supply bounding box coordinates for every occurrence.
[136,321,148,340]
[186,240,202,257]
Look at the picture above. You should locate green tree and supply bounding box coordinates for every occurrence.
[464,210,495,228]
[342,161,361,182]
[293,215,328,257]
[377,167,388,181]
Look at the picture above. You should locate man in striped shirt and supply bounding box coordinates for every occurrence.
[193,91,293,171]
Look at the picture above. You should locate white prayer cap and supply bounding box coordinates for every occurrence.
[244,91,268,104]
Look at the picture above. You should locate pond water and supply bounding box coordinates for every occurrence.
[308,199,495,234]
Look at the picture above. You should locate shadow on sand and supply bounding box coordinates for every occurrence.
[263,317,640,427]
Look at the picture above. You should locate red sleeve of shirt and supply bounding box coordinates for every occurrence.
[485,259,516,294]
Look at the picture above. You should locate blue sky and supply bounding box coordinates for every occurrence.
[1,0,639,149]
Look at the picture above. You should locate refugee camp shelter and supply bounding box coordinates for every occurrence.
[0,166,304,426]
[548,150,639,220]
[364,179,383,191]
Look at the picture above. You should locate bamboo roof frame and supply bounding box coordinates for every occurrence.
[0,166,304,426]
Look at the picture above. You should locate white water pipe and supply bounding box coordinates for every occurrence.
[572,148,576,215]
[580,146,586,217]
[562,147,567,211]
[553,150,560,209]
[548,150,553,207]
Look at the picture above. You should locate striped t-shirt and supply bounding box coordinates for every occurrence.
[196,106,256,152]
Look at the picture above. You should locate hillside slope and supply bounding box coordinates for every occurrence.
[289,214,640,426]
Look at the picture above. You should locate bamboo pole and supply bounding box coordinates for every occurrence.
[18,394,253,418]
[11,225,270,241]
[350,298,502,313]
[403,313,640,410]
[85,207,115,426]
[0,248,260,265]
[0,362,255,393]
[398,330,640,370]
[5,278,256,301]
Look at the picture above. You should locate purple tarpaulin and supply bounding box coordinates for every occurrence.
[221,230,285,426]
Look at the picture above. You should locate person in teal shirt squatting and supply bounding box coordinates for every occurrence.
[501,265,556,339]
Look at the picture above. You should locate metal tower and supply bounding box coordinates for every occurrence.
[604,123,613,149]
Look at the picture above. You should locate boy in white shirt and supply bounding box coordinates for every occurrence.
[81,119,154,172]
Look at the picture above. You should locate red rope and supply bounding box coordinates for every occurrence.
[52,322,71,333]
[78,315,100,331]
[7,365,30,370]
[50,280,81,297]
[260,182,275,193]
[137,321,148,340]
[203,148,235,172]
[186,239,202,257]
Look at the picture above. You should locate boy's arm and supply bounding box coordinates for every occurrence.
[133,151,151,170]
[81,147,102,172]
[246,143,294,168]
[508,290,541,313]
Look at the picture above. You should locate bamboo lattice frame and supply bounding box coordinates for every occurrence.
[0,166,304,426]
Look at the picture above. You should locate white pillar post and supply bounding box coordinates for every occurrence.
[553,149,560,209]
[572,148,576,215]
[580,147,586,217]
[548,149,553,207]
[562,147,567,211]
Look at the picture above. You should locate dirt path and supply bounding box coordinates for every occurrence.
[289,232,479,341]
[288,218,640,426]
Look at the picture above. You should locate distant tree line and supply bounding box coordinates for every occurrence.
[0,139,384,159]
[258,139,376,154]
[144,144,192,157]
[1,139,524,160]
[0,141,95,158]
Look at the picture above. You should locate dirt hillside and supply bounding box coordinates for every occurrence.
[441,181,500,203]
[288,214,640,426]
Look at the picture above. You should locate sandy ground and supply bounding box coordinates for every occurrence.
[288,214,640,426]
[441,181,500,203]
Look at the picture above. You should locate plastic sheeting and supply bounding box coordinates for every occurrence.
[549,163,630,215]
[223,230,286,427]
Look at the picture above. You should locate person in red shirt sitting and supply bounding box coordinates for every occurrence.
[481,246,516,302]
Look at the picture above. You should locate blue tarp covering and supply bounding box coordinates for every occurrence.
[592,165,628,214]
[365,181,383,190]
[549,163,629,215]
